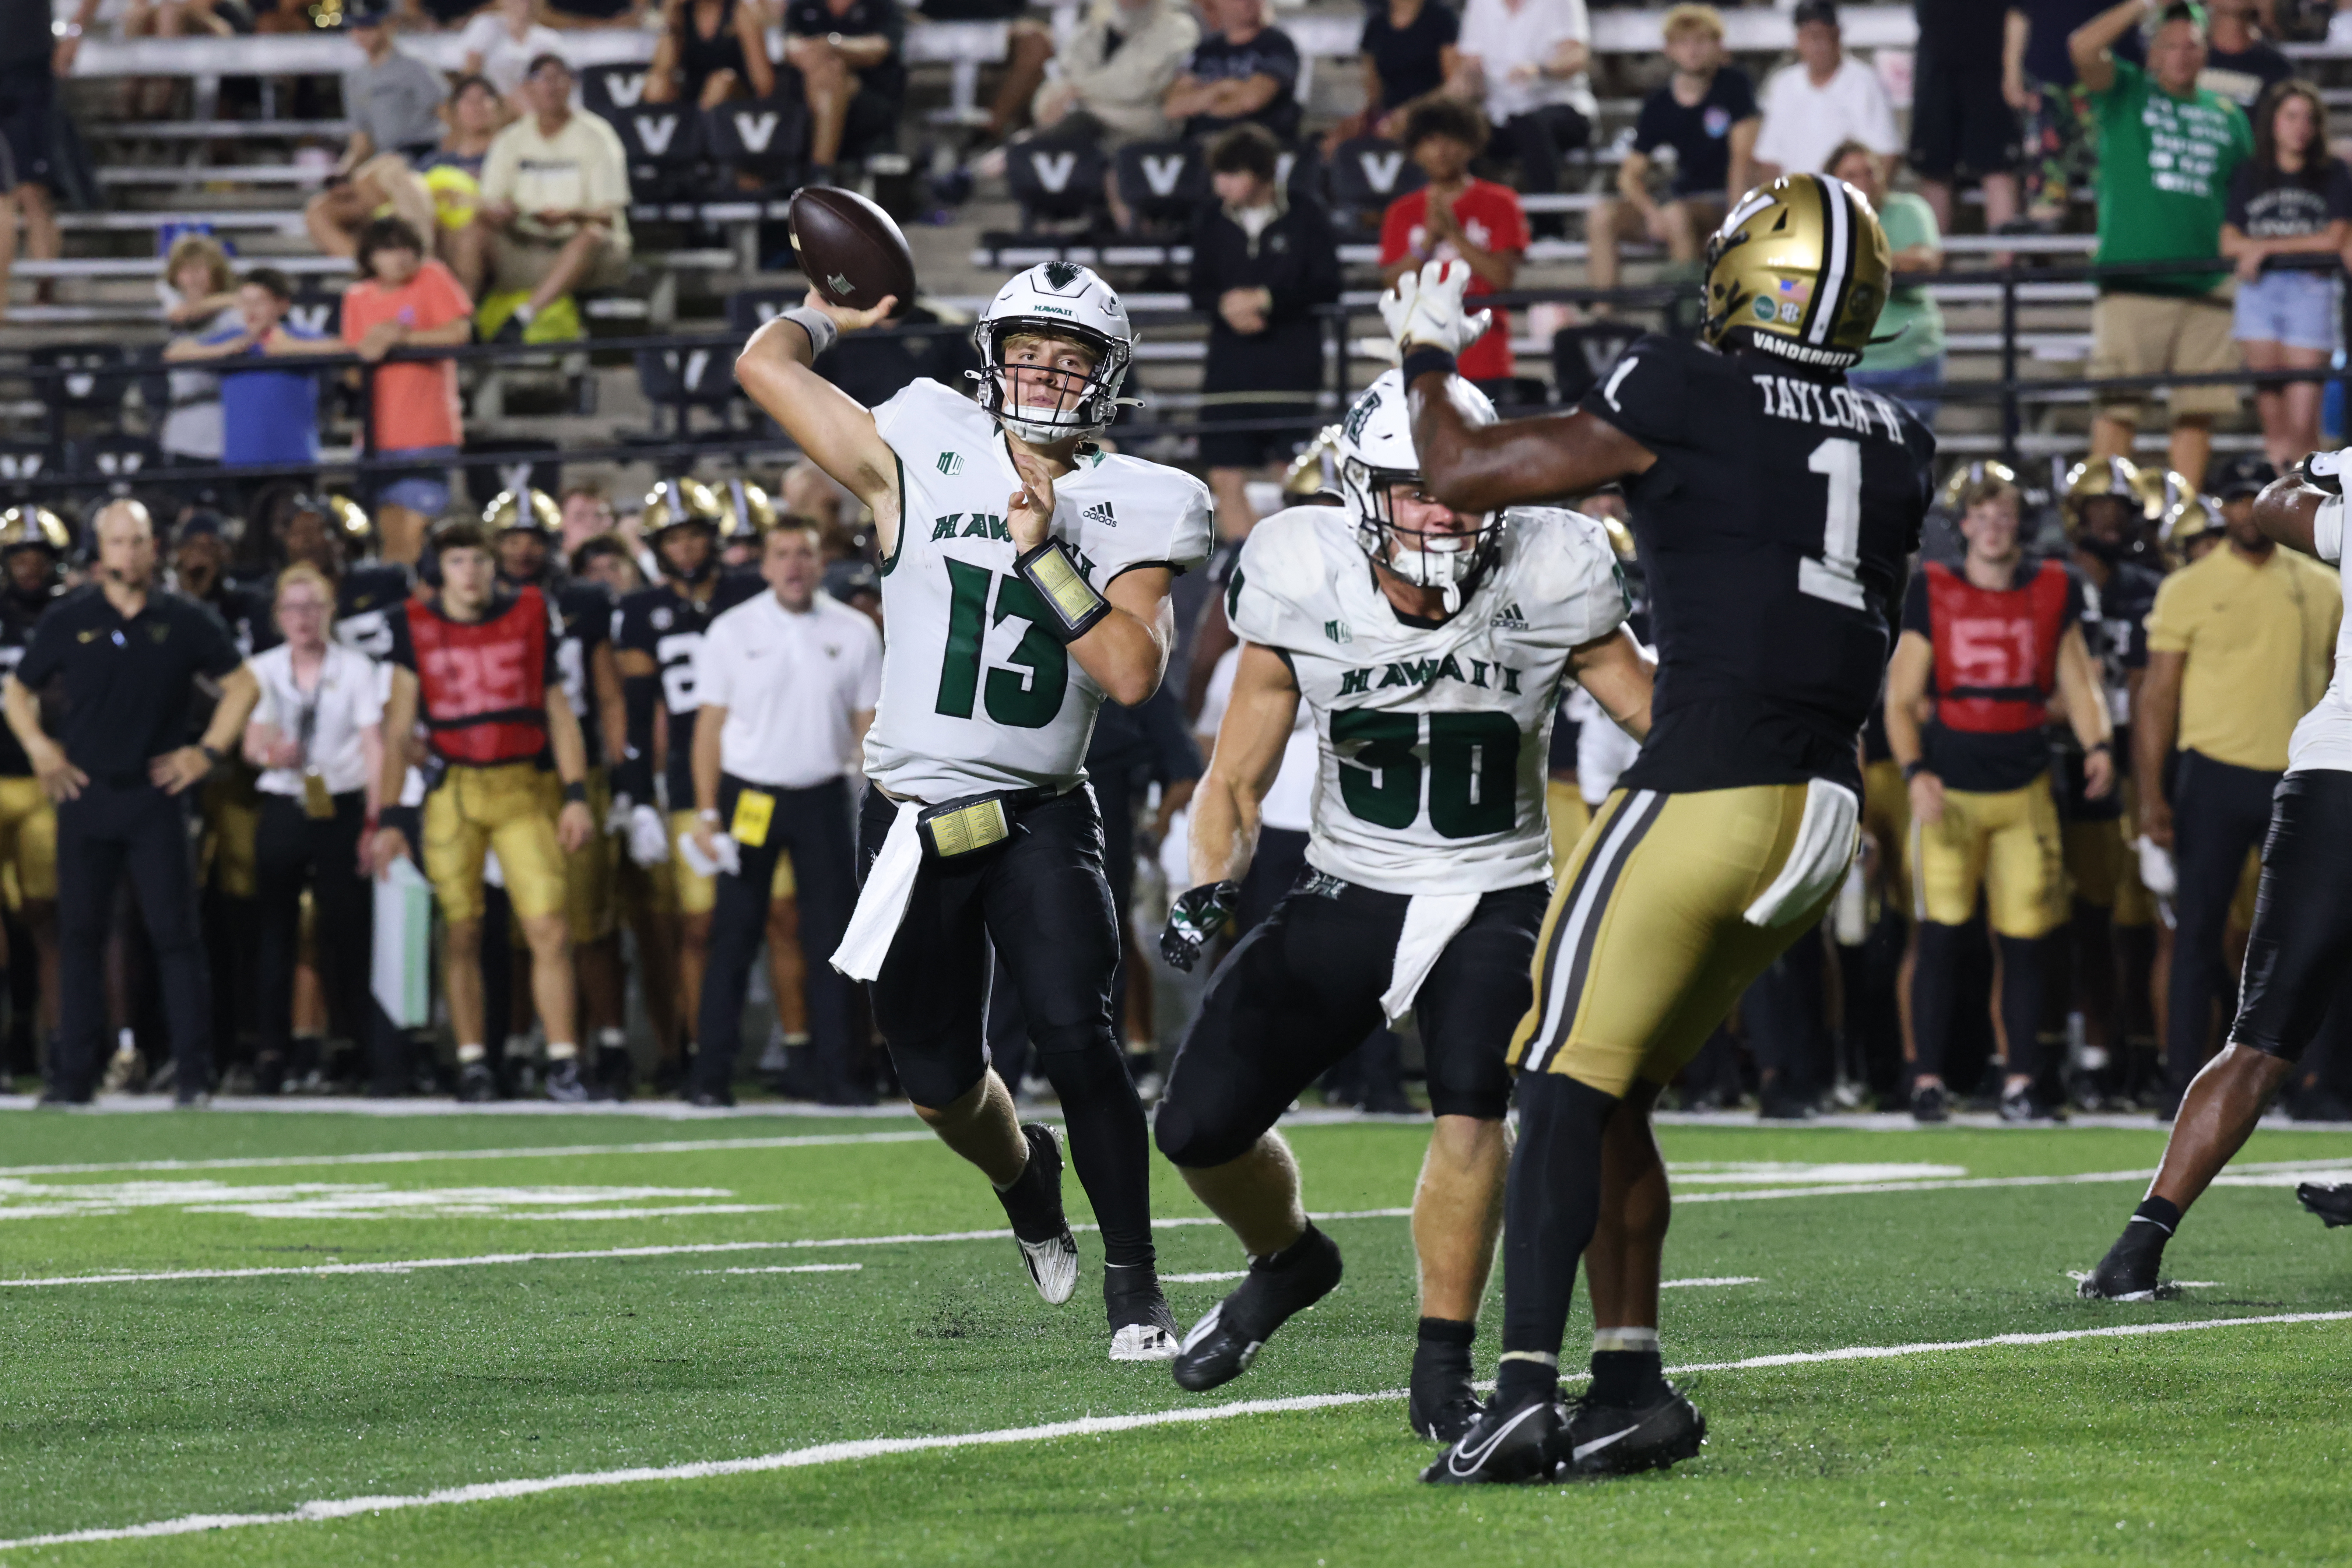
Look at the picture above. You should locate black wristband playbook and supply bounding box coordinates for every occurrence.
[1014,539,1112,642]
[1400,346,1458,385]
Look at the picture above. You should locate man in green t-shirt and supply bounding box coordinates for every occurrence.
[2073,0,2252,490]
[1830,139,1947,421]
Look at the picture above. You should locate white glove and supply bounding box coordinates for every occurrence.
[628,802,671,868]
[680,829,740,879]
[1381,260,1493,358]
[605,791,636,837]
[482,849,506,889]
[2135,834,2177,899]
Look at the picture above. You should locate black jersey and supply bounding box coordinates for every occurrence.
[1579,333,1936,794]
[196,581,270,660]
[332,563,415,661]
[2065,558,2161,822]
[554,577,616,767]
[614,569,760,805]
[0,584,58,777]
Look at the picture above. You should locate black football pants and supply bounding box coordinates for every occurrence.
[54,780,209,1098]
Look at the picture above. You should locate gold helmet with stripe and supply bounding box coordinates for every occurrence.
[1282,425,1345,501]
[715,477,776,545]
[1601,514,1636,562]
[643,478,723,535]
[1938,459,2019,514]
[0,504,71,556]
[322,493,373,544]
[2060,456,2159,531]
[483,487,561,538]
[1701,174,1892,371]
[2161,491,2221,558]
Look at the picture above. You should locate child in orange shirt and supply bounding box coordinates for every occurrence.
[343,217,477,565]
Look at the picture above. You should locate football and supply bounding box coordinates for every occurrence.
[787,186,918,314]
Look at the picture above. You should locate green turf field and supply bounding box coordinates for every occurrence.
[3,1107,2349,1566]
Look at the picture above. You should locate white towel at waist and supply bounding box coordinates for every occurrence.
[1379,891,1483,1023]
[831,798,921,981]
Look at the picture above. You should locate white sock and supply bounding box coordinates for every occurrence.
[546,1041,578,1061]
[596,1027,626,1050]
[456,1042,487,1064]
[1593,1327,1660,1354]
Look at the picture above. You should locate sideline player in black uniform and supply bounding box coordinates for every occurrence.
[1393,174,1937,1482]
[2081,457,2352,1296]
[265,495,415,662]
[612,481,758,1089]
[493,487,634,1094]
[0,506,68,1075]
[2063,458,2167,1105]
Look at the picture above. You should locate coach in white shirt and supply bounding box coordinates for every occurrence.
[243,563,386,1094]
[688,519,882,1105]
[1751,0,1899,182]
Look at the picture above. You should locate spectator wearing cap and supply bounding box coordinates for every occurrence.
[343,217,476,567]
[1588,3,1757,299]
[166,269,343,510]
[457,53,633,343]
[243,562,385,1097]
[3,501,260,1105]
[1164,0,1302,145]
[1189,123,1343,541]
[2136,453,2339,1112]
[303,4,448,258]
[2074,0,2251,491]
[2221,80,2351,468]
[1752,0,1900,182]
[1448,0,1596,203]
[1911,0,2022,235]
[1829,140,1946,422]
[2198,0,2290,111]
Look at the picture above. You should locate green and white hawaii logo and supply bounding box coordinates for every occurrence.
[937,451,964,476]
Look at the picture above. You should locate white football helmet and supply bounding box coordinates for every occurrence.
[1335,369,1501,608]
[970,261,1138,445]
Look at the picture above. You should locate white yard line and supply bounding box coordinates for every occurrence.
[1660,1276,1762,1288]
[688,1264,864,1276]
[6,1310,2345,1554]
[0,1131,938,1178]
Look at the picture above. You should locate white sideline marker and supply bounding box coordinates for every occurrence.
[5,1310,2347,1555]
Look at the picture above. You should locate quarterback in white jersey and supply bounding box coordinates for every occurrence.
[736,261,1210,1363]
[2082,459,2352,1299]
[1151,371,1653,1435]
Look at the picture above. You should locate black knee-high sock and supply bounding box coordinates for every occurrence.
[1036,1035,1155,1272]
[1496,1072,1618,1403]
[1910,920,1969,1081]
[1996,934,2046,1083]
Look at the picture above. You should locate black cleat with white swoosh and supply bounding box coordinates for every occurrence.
[1421,1390,1563,1485]
[1559,1384,1707,1477]
[1170,1226,1343,1393]
[2298,1181,2352,1227]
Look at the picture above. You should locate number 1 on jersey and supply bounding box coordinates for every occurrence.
[1800,437,1867,611]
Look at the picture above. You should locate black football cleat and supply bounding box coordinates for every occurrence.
[1106,1264,1180,1363]
[2297,1182,2352,1227]
[2077,1225,2176,1301]
[1910,1083,1949,1124]
[456,1061,499,1103]
[1421,1390,1562,1485]
[544,1057,591,1103]
[1170,1227,1343,1393]
[1000,1123,1079,1305]
[1408,1383,1484,1444]
[1559,1384,1708,1476]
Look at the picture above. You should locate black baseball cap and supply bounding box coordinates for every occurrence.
[2211,453,2276,499]
[1792,0,1839,27]
[341,1,392,26]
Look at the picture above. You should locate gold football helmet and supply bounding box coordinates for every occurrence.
[2060,456,2159,533]
[1702,174,1892,371]
[0,504,71,556]
[643,478,724,535]
[1282,425,1345,500]
[716,477,776,545]
[2162,491,2221,557]
[322,493,373,544]
[483,487,562,538]
[1937,459,2018,514]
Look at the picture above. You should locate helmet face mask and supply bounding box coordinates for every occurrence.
[970,262,1137,446]
[1335,371,1501,609]
[1703,174,1892,372]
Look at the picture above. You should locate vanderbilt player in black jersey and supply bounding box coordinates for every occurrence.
[0,506,67,1078]
[494,488,635,1095]
[264,494,414,662]
[1394,173,1937,1483]
[612,480,759,1092]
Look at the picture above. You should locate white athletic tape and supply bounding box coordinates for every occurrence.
[6,1311,2345,1554]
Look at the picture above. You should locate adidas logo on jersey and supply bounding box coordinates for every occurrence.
[1490,601,1527,630]
[1084,501,1117,527]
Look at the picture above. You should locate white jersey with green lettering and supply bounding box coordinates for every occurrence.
[1227,503,1630,895]
[862,379,1215,803]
